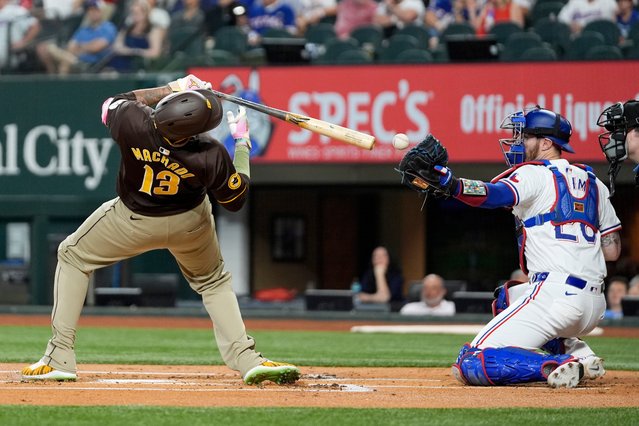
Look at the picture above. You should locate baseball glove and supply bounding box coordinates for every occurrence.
[397,134,453,197]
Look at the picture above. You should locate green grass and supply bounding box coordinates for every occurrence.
[1,407,638,426]
[1,325,638,370]
[2,325,638,425]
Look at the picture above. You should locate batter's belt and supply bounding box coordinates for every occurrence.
[530,272,603,295]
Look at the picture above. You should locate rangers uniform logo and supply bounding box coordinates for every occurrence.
[228,173,241,190]
[574,202,584,212]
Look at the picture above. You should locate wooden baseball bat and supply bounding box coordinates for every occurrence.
[208,89,375,150]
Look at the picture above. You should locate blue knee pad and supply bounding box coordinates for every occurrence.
[454,346,574,385]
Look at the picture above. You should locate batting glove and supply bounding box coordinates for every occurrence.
[226,106,252,148]
[168,74,212,92]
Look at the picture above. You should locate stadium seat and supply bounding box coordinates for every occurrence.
[628,22,639,44]
[500,32,543,61]
[583,19,622,46]
[350,24,385,55]
[315,37,359,64]
[584,45,624,60]
[393,48,434,63]
[441,22,476,39]
[519,46,558,61]
[335,48,373,64]
[213,26,248,55]
[489,22,524,45]
[565,31,606,60]
[377,34,420,63]
[304,22,337,45]
[394,24,432,48]
[263,28,295,38]
[529,1,565,24]
[168,26,205,56]
[531,18,571,56]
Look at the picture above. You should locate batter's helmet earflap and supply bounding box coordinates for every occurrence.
[152,91,222,144]
[523,108,574,153]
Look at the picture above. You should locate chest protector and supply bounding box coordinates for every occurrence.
[508,160,600,273]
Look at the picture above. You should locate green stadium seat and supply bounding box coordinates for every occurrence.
[377,34,420,63]
[583,19,622,46]
[489,22,524,45]
[393,48,434,63]
[500,32,543,61]
[394,24,432,48]
[213,26,248,55]
[304,22,337,45]
[315,37,359,64]
[529,1,565,24]
[350,24,385,55]
[519,46,558,61]
[335,49,373,64]
[531,18,571,56]
[584,45,624,60]
[565,31,606,60]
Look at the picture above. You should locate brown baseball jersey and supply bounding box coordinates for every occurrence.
[103,92,248,216]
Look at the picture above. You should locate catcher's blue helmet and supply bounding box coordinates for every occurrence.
[499,107,573,167]
[523,108,574,153]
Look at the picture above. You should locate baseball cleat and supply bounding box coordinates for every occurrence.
[243,361,300,385]
[581,356,606,380]
[21,360,77,381]
[547,361,584,388]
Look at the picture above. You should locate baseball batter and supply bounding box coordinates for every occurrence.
[596,99,639,196]
[398,107,622,388]
[21,74,300,385]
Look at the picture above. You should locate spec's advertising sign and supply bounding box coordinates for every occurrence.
[193,62,639,164]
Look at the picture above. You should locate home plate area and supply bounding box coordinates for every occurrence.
[0,364,637,408]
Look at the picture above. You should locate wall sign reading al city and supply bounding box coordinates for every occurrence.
[194,62,639,163]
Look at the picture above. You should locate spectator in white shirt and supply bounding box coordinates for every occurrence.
[558,0,618,35]
[400,274,456,316]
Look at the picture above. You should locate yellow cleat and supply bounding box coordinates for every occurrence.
[243,361,300,385]
[21,360,77,381]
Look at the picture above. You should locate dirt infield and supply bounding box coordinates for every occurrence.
[2,314,639,408]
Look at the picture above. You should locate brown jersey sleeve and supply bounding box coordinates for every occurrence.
[199,137,250,212]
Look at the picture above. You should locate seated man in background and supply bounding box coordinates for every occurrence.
[355,246,404,305]
[604,276,628,319]
[36,0,116,74]
[400,274,456,316]
[0,0,41,72]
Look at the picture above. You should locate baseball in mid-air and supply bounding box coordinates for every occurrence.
[392,133,410,150]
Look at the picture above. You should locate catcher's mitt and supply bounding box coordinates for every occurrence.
[397,134,454,197]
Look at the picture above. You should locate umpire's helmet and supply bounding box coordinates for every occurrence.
[523,108,574,153]
[152,91,222,144]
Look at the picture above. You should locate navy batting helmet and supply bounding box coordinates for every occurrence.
[152,91,222,144]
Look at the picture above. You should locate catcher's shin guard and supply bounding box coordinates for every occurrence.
[452,346,575,386]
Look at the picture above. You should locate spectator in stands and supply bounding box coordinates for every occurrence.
[0,0,41,72]
[334,0,378,40]
[107,0,165,72]
[246,0,297,45]
[296,0,337,35]
[204,0,248,38]
[355,246,404,304]
[36,0,116,74]
[474,0,519,36]
[558,0,618,35]
[400,274,456,316]
[148,0,171,31]
[424,0,476,48]
[617,0,639,40]
[170,0,205,30]
[509,0,533,27]
[604,276,628,319]
[628,274,639,296]
[374,0,426,39]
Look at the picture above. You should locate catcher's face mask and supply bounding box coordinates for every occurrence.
[499,110,526,167]
[596,100,639,196]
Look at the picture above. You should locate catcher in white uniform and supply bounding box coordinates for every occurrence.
[398,107,622,388]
